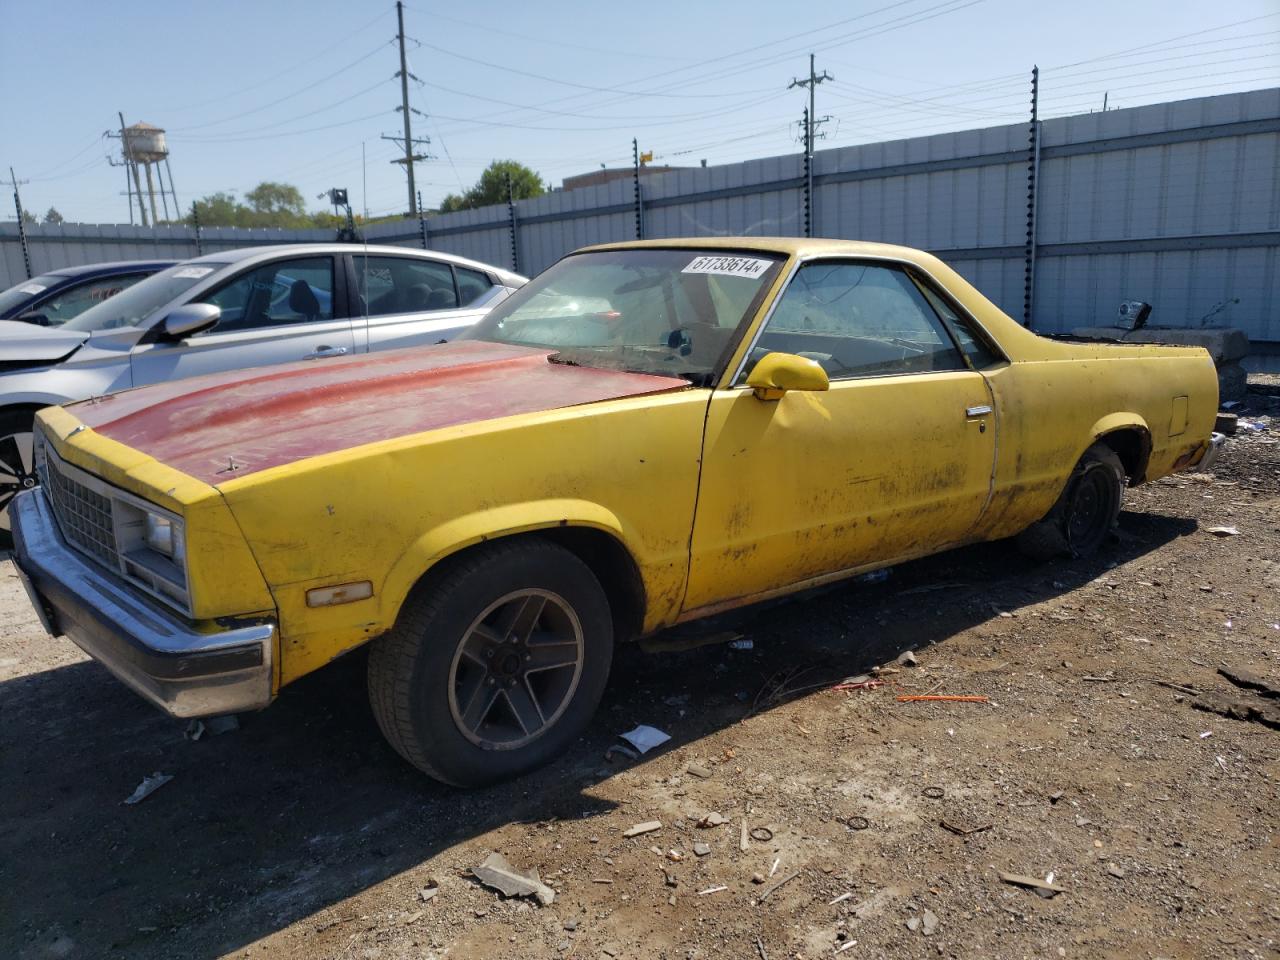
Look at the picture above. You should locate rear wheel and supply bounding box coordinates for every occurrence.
[367,539,613,787]
[1017,443,1124,560]
[0,410,38,548]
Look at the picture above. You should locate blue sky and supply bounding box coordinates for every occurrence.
[2,0,1277,223]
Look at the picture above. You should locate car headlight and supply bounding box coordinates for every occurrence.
[144,512,185,564]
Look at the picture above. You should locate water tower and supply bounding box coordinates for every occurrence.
[112,115,179,225]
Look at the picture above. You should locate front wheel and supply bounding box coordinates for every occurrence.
[1016,443,1124,560]
[0,410,38,548]
[367,539,613,787]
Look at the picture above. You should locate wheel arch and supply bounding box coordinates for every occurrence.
[1087,414,1152,486]
[381,501,648,645]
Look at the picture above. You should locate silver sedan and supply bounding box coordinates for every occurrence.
[0,243,525,538]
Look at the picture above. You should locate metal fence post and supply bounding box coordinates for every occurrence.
[506,174,520,274]
[191,202,203,257]
[10,167,32,279]
[632,138,644,240]
[418,190,429,249]
[802,108,812,238]
[1023,65,1041,328]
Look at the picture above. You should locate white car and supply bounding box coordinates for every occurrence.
[0,243,525,537]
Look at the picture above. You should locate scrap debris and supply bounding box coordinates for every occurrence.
[897,695,990,704]
[471,852,555,906]
[941,819,993,837]
[638,630,742,654]
[619,725,670,754]
[623,821,663,838]
[1193,693,1280,730]
[122,772,173,806]
[757,868,801,903]
[1218,665,1280,699]
[832,678,886,692]
[996,870,1066,896]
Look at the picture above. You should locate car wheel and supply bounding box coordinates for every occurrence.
[367,539,613,787]
[1016,443,1124,560]
[0,410,38,548]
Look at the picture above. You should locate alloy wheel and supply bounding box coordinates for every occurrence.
[0,430,36,534]
[447,589,585,750]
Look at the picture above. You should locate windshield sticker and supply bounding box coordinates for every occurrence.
[18,283,47,294]
[172,266,215,280]
[681,256,773,280]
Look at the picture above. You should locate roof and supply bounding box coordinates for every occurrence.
[579,236,939,265]
[183,243,525,284]
[47,259,175,278]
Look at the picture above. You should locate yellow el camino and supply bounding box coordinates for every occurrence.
[12,238,1221,786]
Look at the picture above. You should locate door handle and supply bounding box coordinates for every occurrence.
[965,404,993,418]
[305,345,348,360]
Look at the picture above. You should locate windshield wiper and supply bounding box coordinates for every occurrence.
[547,352,582,366]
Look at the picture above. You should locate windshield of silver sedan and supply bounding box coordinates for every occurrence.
[465,249,784,383]
[61,263,228,332]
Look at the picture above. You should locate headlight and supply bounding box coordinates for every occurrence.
[144,512,185,564]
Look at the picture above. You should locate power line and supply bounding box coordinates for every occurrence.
[172,76,393,143]
[168,109,392,144]
[416,78,779,120]
[169,41,394,133]
[173,7,393,111]
[402,4,695,62]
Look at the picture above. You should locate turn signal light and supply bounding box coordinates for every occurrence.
[306,581,373,607]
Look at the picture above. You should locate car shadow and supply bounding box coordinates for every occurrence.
[0,509,1197,959]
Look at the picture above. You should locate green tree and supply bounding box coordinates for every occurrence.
[20,209,37,226]
[439,160,545,213]
[43,207,64,225]
[187,191,247,227]
[244,181,307,223]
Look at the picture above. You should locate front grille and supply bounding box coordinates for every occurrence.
[42,455,120,568]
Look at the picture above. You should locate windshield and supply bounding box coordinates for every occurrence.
[465,249,783,382]
[61,263,228,332]
[0,273,66,315]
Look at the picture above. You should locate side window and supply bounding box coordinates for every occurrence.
[911,275,1002,369]
[201,257,334,332]
[39,273,149,324]
[743,262,966,381]
[456,267,494,307]
[356,256,458,315]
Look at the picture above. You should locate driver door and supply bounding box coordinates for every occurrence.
[129,255,354,385]
[684,259,998,613]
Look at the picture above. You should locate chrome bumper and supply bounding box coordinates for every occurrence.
[11,488,275,718]
[1192,431,1227,473]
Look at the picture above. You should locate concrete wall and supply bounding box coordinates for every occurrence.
[4,87,1277,342]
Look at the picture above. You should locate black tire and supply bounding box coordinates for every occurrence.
[0,408,40,549]
[1016,443,1125,560]
[367,539,613,787]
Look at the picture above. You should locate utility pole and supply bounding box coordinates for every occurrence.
[118,112,148,226]
[10,167,32,279]
[387,0,431,217]
[788,54,833,238]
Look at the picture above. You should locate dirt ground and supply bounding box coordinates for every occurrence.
[2,389,1278,960]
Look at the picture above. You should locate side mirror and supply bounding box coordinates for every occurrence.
[16,312,50,326]
[161,303,221,340]
[745,352,830,401]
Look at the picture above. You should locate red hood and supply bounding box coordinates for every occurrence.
[69,340,688,486]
